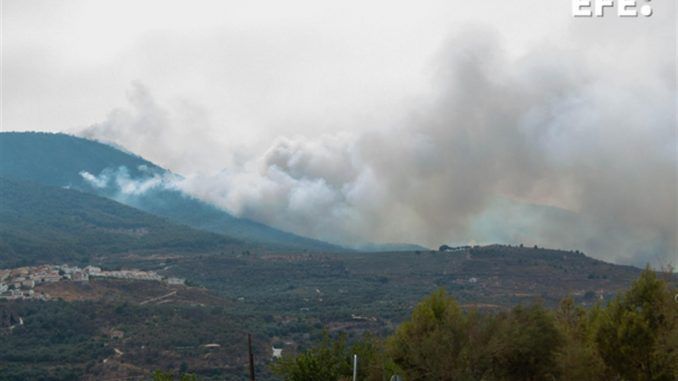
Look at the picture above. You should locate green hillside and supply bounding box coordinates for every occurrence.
[0,177,238,267]
[0,132,344,252]
[0,131,158,187]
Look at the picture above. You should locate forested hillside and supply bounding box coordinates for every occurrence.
[0,177,237,267]
[0,132,158,187]
[0,132,344,252]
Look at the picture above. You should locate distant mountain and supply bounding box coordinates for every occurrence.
[0,132,344,252]
[352,242,431,252]
[0,177,238,267]
[0,131,159,187]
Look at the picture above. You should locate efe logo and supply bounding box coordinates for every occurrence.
[573,0,653,17]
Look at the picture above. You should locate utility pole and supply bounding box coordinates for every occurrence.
[352,354,358,381]
[248,333,255,381]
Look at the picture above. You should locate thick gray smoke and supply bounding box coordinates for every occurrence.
[80,28,677,267]
[81,82,228,175]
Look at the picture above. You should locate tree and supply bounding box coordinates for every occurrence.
[271,269,677,381]
[554,297,608,380]
[489,304,562,381]
[460,309,501,380]
[387,289,475,381]
[272,333,390,381]
[149,370,198,381]
[595,267,677,381]
[151,371,174,381]
[271,333,351,381]
[350,334,393,381]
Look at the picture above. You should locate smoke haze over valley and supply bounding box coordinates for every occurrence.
[3,0,677,266]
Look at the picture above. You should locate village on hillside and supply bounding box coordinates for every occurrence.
[0,265,184,300]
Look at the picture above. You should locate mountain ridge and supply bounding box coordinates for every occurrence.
[0,176,241,267]
[0,131,345,252]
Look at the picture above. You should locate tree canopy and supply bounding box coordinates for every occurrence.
[273,268,677,381]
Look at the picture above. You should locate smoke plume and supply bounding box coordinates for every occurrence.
[80,27,677,266]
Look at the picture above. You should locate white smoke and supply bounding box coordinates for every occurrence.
[79,171,108,189]
[80,82,228,174]
[80,165,179,197]
[79,26,677,266]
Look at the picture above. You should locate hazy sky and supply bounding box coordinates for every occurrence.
[3,0,568,152]
[2,0,676,265]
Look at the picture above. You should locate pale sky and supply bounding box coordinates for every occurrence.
[2,0,569,149]
[1,0,676,265]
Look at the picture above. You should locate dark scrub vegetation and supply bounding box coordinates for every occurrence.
[273,268,677,381]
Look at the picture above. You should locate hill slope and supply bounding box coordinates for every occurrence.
[0,177,238,267]
[0,132,343,252]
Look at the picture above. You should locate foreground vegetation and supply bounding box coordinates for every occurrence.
[0,297,260,381]
[0,267,673,380]
[272,268,677,381]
